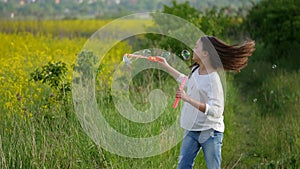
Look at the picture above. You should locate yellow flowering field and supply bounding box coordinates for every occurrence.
[0,32,82,116]
[0,20,158,169]
[0,19,144,118]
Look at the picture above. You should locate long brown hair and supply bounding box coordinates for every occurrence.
[191,36,255,72]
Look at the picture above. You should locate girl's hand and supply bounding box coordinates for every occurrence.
[176,89,188,102]
[155,56,168,66]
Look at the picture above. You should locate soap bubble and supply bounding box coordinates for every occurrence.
[122,54,132,65]
[143,49,152,57]
[253,98,257,103]
[181,50,191,60]
[161,51,170,59]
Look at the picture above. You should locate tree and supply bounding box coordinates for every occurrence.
[144,0,238,59]
[245,0,300,62]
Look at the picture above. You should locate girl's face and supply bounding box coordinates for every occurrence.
[192,40,207,64]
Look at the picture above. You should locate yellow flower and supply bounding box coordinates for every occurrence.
[34,94,38,99]
[5,102,12,108]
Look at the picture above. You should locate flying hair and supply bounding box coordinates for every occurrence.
[201,36,255,72]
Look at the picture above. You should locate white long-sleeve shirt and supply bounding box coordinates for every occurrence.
[177,68,225,132]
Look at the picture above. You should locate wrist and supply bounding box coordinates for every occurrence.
[183,95,190,102]
[162,62,170,68]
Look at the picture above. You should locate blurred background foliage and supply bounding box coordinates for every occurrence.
[0,0,259,19]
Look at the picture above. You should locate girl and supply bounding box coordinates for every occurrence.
[157,36,255,169]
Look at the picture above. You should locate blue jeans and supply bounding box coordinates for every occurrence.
[178,129,223,169]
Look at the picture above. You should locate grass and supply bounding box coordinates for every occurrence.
[1,72,300,169]
[3,70,298,169]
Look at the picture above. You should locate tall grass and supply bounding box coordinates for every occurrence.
[247,70,300,168]
[0,106,108,169]
[233,47,300,168]
[0,66,261,169]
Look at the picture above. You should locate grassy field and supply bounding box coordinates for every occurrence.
[0,20,299,169]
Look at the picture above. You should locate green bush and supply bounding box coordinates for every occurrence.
[245,0,300,66]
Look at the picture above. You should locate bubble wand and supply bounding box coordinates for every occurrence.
[123,50,191,109]
[173,50,190,108]
[123,53,163,63]
[173,76,187,108]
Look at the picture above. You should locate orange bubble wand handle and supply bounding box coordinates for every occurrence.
[173,77,187,108]
[148,56,163,62]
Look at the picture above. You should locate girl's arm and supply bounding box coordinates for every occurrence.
[156,56,184,80]
[176,90,206,113]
